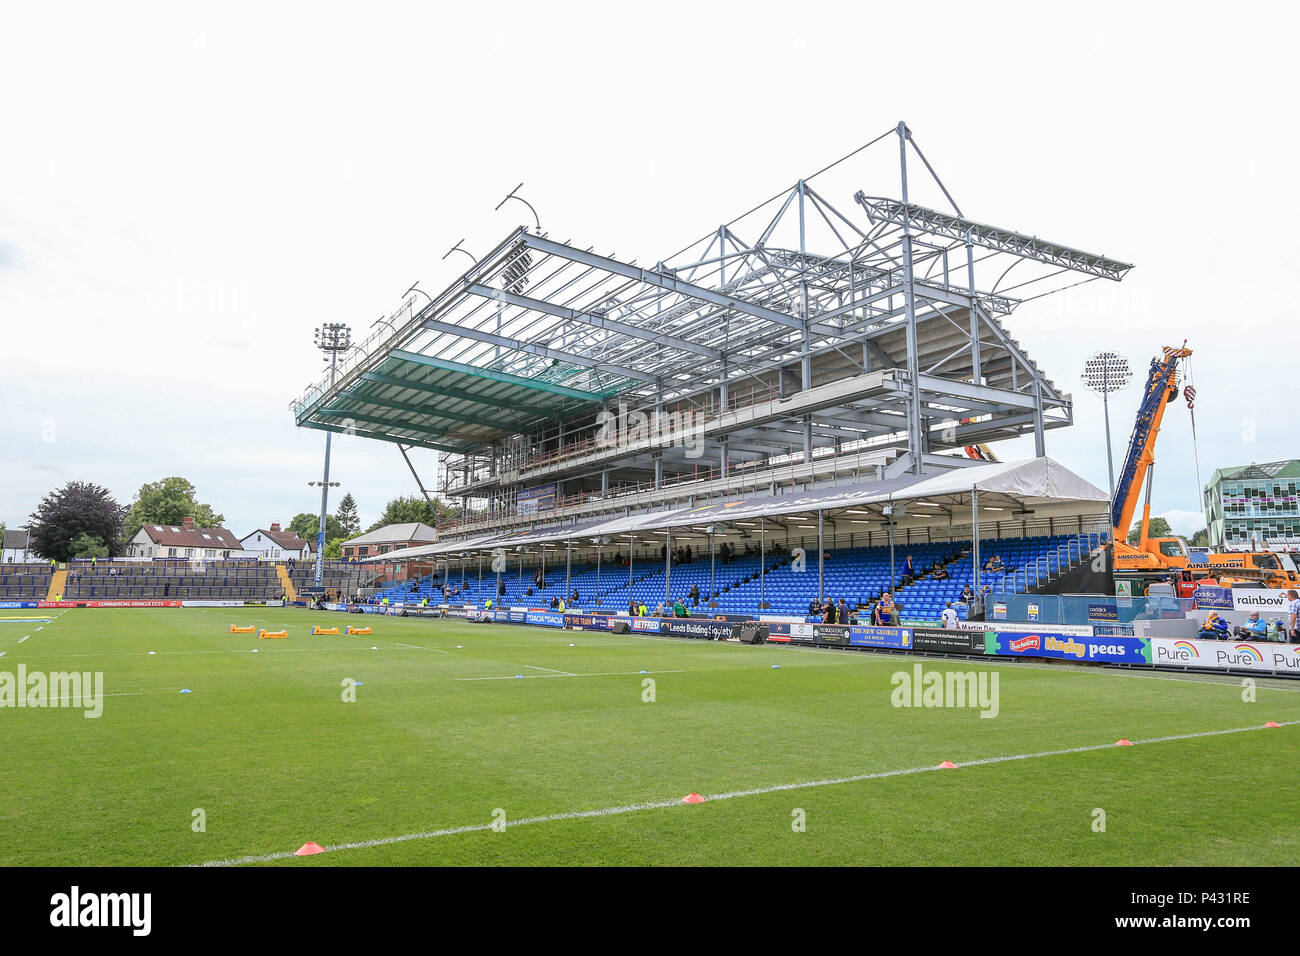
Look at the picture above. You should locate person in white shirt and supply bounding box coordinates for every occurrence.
[1287,590,1300,642]
[940,602,959,628]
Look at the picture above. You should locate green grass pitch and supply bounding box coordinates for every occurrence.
[0,607,1296,866]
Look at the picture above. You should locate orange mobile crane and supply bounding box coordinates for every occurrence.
[1110,343,1300,592]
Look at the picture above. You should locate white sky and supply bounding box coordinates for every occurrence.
[2,1,1297,538]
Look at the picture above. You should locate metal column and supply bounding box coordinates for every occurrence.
[898,121,924,476]
[817,510,824,602]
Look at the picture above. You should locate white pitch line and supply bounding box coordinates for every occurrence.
[456,669,685,682]
[523,664,577,676]
[395,642,450,654]
[195,719,1298,867]
[17,636,29,644]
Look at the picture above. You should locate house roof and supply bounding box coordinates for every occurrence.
[3,529,29,550]
[138,524,242,550]
[244,528,313,551]
[341,522,438,548]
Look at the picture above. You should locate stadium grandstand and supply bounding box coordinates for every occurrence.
[291,123,1128,622]
[0,557,367,603]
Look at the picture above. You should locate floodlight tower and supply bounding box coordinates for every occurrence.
[312,322,352,587]
[1081,350,1132,533]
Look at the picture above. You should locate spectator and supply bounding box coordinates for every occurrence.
[822,601,835,624]
[961,585,974,603]
[673,598,689,617]
[836,597,849,624]
[903,554,915,583]
[1198,612,1229,640]
[1234,611,1268,639]
[941,603,959,628]
[871,600,889,626]
[571,588,579,603]
[878,591,896,625]
[933,565,950,581]
[1287,590,1300,642]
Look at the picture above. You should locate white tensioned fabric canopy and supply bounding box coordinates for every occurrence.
[364,458,1106,563]
[354,531,510,564]
[413,457,1106,555]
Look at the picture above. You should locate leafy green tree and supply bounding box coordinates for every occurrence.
[324,537,344,560]
[365,495,455,533]
[125,477,224,538]
[1190,528,1209,548]
[28,482,126,561]
[1127,516,1174,544]
[335,493,361,539]
[69,533,109,559]
[289,512,342,543]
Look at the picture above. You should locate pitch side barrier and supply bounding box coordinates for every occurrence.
[314,602,1300,677]
[10,599,290,609]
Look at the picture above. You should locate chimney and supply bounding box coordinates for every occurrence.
[183,515,195,531]
[271,522,281,533]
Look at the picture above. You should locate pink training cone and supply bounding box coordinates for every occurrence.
[938,760,957,769]
[682,793,706,804]
[1116,739,1134,746]
[1264,721,1282,728]
[294,842,325,856]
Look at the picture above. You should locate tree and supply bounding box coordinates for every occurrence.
[289,512,342,543]
[335,493,360,539]
[28,482,126,561]
[1127,517,1173,544]
[69,533,109,559]
[324,537,344,560]
[1190,528,1209,548]
[365,495,455,533]
[125,477,224,539]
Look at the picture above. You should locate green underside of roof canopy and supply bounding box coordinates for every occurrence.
[296,350,638,450]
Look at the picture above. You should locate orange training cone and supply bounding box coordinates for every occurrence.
[294,842,325,856]
[682,793,706,804]
[1264,721,1281,728]
[938,760,957,769]
[1116,739,1134,746]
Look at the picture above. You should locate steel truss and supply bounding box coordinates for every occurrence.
[291,122,1131,529]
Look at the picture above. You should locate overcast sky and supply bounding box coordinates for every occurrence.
[2,1,1296,538]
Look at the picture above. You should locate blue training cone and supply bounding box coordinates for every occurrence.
[179,688,192,694]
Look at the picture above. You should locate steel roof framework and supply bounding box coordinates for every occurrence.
[291,122,1133,523]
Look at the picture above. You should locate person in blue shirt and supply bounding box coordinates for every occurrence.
[1233,611,1267,639]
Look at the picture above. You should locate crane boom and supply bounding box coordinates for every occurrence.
[1111,343,1192,541]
